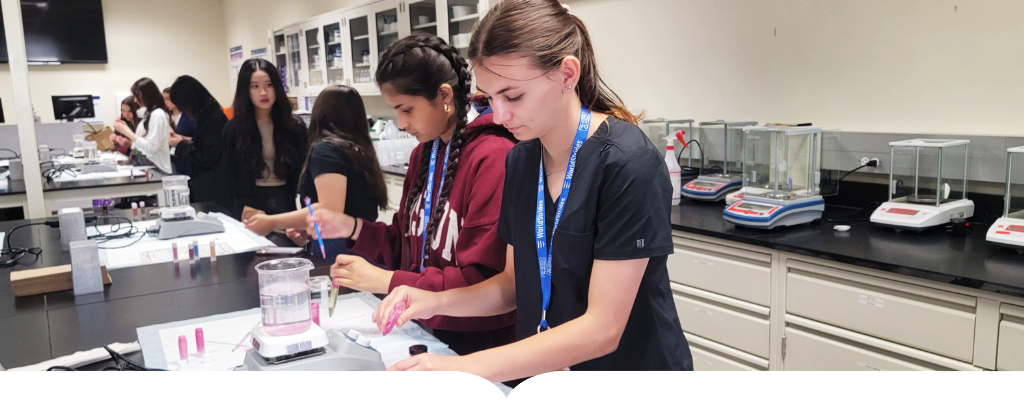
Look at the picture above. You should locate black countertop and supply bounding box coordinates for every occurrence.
[0,203,335,369]
[381,165,409,177]
[671,199,1024,298]
[0,178,25,196]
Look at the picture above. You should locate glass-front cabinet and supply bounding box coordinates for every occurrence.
[272,30,289,91]
[347,5,375,94]
[300,19,325,93]
[446,0,483,53]
[285,27,302,93]
[408,1,441,37]
[375,3,401,61]
[322,12,347,87]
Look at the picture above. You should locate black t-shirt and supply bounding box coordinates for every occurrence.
[498,117,693,371]
[298,140,379,223]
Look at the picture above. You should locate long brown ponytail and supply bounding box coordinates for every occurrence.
[469,0,640,124]
[375,34,472,271]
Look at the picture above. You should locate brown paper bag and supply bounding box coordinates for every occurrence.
[86,127,115,152]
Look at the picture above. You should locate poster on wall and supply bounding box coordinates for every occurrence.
[229,45,244,86]
[251,48,268,60]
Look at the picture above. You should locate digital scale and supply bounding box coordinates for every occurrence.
[238,324,386,371]
[682,120,757,202]
[987,146,1024,251]
[149,206,226,239]
[725,190,744,206]
[723,126,826,229]
[870,139,974,232]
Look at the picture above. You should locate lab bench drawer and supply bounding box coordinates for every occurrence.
[668,239,771,307]
[997,305,1024,371]
[686,333,767,371]
[673,284,770,359]
[785,262,976,363]
[783,327,937,371]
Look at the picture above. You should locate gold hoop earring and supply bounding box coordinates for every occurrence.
[444,103,451,114]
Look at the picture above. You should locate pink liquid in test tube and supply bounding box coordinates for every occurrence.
[195,328,205,356]
[172,243,178,261]
[178,335,188,364]
[383,301,407,336]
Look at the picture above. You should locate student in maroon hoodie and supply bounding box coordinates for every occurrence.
[307,34,517,355]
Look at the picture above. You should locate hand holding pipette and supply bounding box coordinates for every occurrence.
[303,197,327,260]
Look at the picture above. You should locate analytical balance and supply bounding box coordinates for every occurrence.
[723,126,825,229]
[149,176,225,239]
[870,139,974,232]
[987,146,1024,251]
[640,118,700,183]
[682,120,757,201]
[238,259,386,371]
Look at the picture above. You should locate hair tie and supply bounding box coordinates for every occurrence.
[561,3,570,12]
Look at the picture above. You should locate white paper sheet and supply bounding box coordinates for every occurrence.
[96,212,274,270]
[157,313,263,371]
[140,293,453,371]
[51,165,149,183]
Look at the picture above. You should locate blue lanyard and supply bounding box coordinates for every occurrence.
[536,106,592,332]
[421,138,450,272]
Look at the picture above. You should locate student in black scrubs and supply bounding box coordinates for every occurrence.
[374,0,693,381]
[244,85,387,261]
[224,58,308,218]
[167,75,232,211]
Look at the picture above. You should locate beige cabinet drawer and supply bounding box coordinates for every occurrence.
[674,286,770,359]
[668,240,771,307]
[784,327,936,371]
[786,263,976,363]
[997,305,1024,371]
[691,346,760,371]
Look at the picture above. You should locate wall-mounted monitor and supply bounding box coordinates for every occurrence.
[0,0,108,64]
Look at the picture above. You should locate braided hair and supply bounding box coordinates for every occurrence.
[375,34,472,271]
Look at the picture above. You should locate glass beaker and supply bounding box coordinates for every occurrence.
[161,175,191,207]
[256,258,314,336]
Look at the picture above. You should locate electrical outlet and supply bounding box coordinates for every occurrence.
[860,157,870,166]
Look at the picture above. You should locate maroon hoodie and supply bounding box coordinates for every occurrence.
[351,112,517,353]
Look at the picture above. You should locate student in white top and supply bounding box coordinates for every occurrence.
[113,77,175,174]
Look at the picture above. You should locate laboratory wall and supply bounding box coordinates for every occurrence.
[564,0,1024,136]
[0,0,231,126]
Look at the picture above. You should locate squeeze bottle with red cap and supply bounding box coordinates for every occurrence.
[665,137,681,205]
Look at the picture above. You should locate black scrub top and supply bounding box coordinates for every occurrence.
[498,116,693,371]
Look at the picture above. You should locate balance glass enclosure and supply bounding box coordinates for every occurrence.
[887,139,969,206]
[1004,147,1024,219]
[698,120,757,179]
[741,126,823,202]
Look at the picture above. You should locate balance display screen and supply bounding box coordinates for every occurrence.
[737,203,774,212]
[887,208,919,216]
[690,181,720,189]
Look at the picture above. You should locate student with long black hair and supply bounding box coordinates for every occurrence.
[245,85,386,261]
[307,34,517,355]
[224,58,308,218]
[371,0,693,380]
[113,78,175,174]
[168,75,232,211]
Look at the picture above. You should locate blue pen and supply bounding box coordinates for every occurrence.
[304,196,327,259]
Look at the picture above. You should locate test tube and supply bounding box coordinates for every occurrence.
[188,244,195,262]
[178,335,188,365]
[311,302,320,326]
[195,328,205,356]
[193,240,199,260]
[172,243,179,261]
[209,240,216,261]
[131,202,138,220]
[139,201,146,217]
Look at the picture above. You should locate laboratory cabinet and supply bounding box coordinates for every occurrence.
[669,231,1024,371]
[269,0,493,97]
